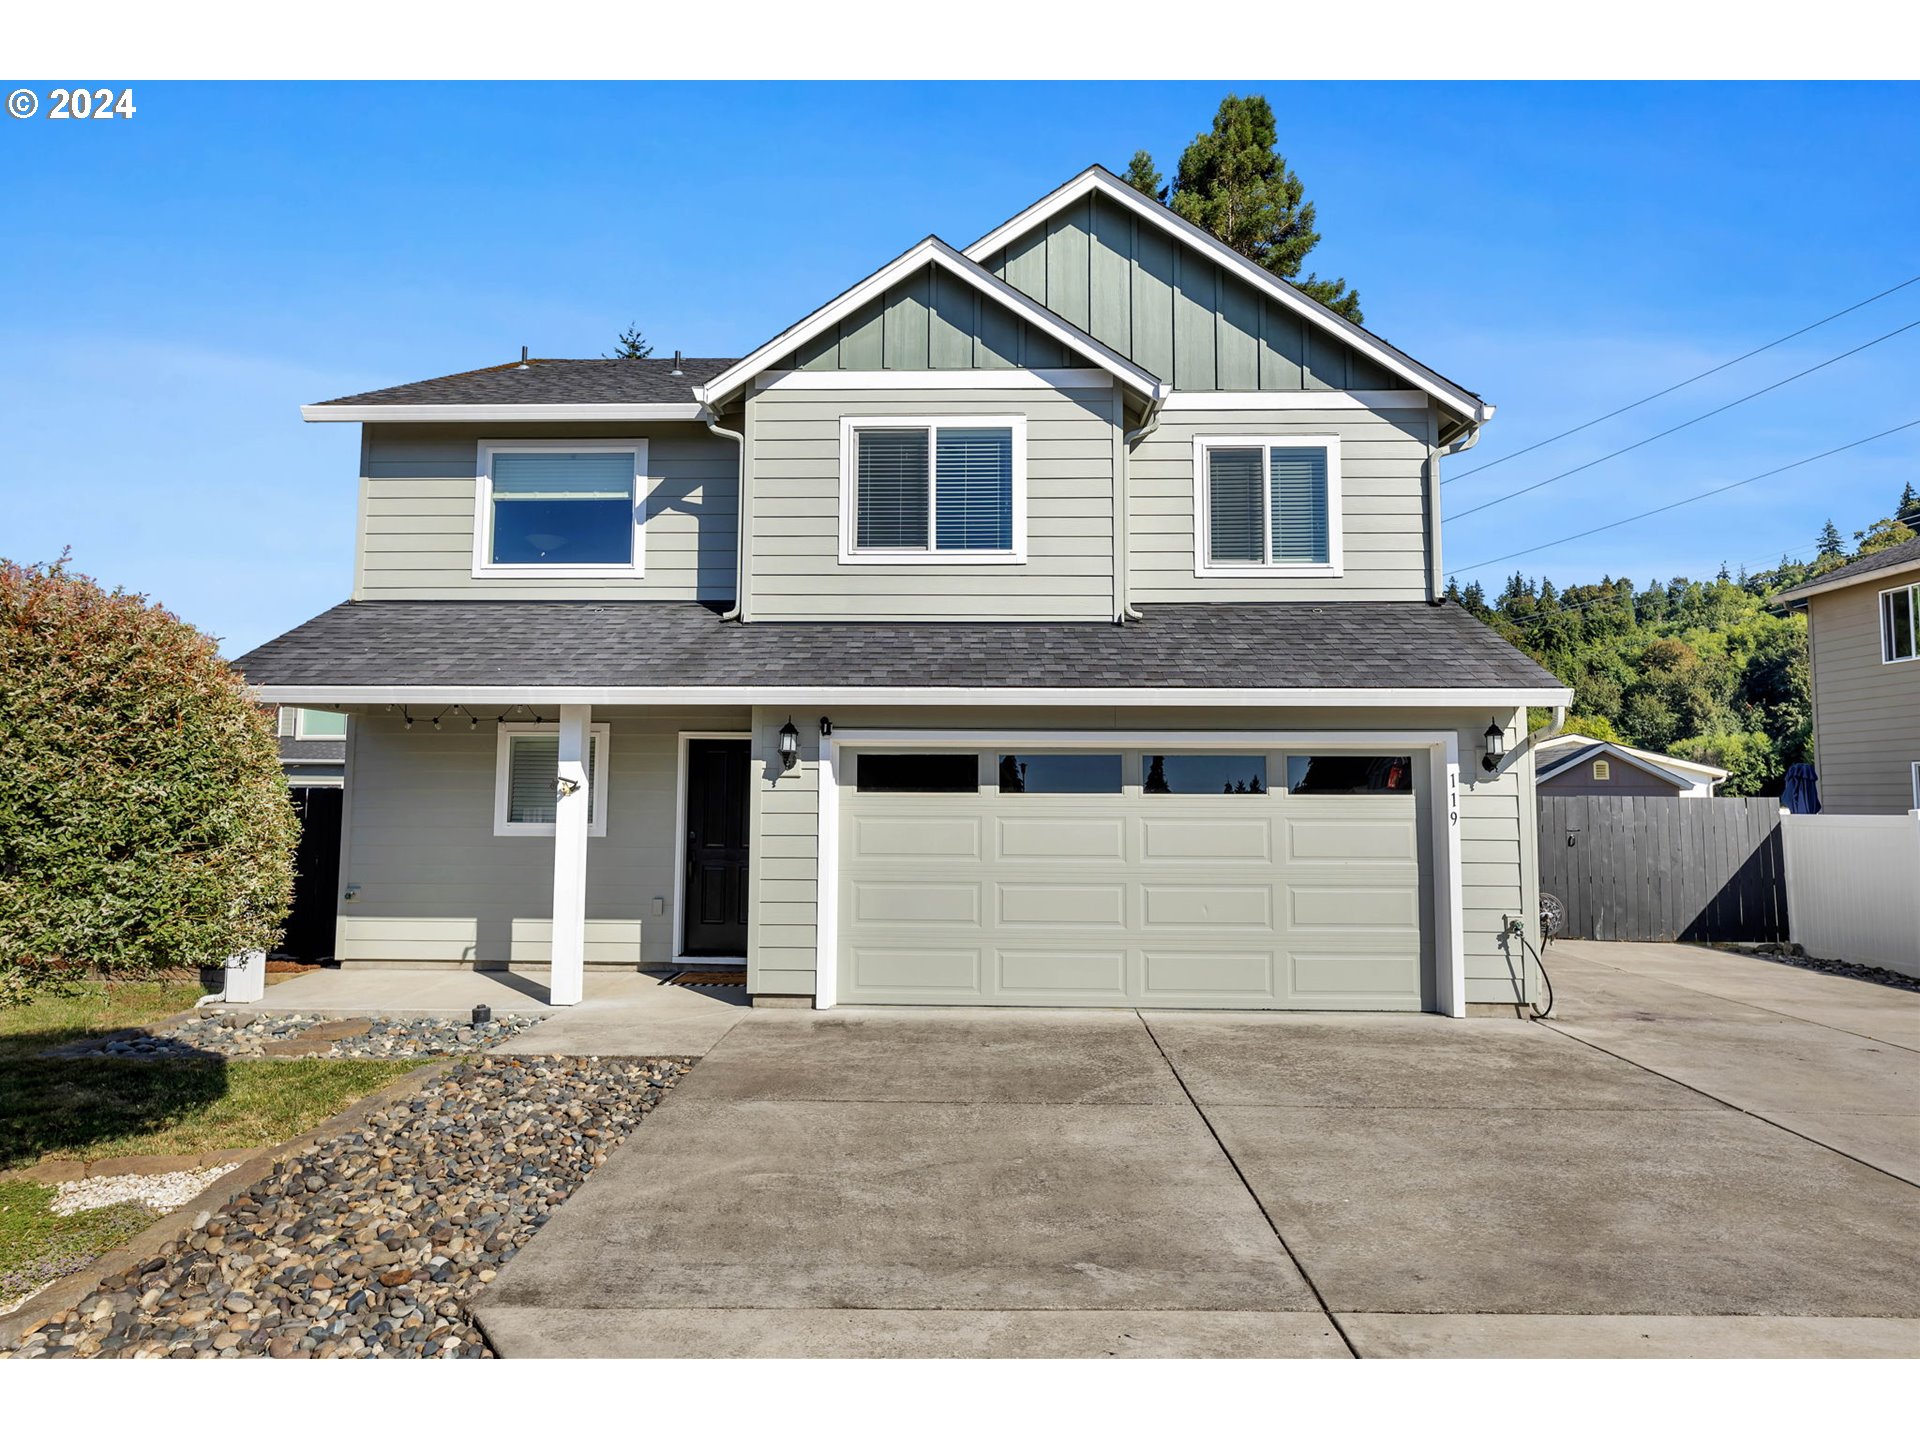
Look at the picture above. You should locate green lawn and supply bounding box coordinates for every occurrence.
[0,1180,155,1309]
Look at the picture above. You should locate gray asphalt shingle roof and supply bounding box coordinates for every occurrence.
[312,357,736,408]
[1772,534,1920,604]
[232,601,1563,693]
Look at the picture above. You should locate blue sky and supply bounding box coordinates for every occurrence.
[3,80,1916,654]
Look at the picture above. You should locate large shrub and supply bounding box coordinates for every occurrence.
[0,558,295,1005]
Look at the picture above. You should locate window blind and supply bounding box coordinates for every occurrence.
[491,451,633,501]
[507,734,598,826]
[934,428,1013,551]
[855,429,930,549]
[1207,448,1265,564]
[1269,446,1330,564]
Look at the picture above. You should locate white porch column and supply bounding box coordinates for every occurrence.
[549,703,591,1006]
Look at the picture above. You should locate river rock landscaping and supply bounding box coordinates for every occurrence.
[4,1054,688,1358]
[48,1012,543,1061]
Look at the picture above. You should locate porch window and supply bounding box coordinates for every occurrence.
[1882,582,1919,663]
[840,417,1026,563]
[1194,436,1341,576]
[293,708,347,739]
[494,722,611,836]
[475,442,645,577]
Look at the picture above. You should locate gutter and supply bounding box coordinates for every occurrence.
[703,406,748,622]
[1117,394,1167,622]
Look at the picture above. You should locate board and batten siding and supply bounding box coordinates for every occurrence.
[781,261,1075,371]
[355,422,739,602]
[982,191,1399,392]
[743,384,1123,621]
[739,704,1541,1009]
[1806,579,1920,814]
[1129,403,1436,603]
[336,708,750,969]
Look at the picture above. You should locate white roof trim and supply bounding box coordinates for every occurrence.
[251,684,1572,708]
[693,236,1167,408]
[964,166,1492,426]
[1771,552,1920,605]
[302,403,706,423]
[1536,738,1725,789]
[1536,733,1731,782]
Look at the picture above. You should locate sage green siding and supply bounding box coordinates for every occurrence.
[355,422,738,602]
[747,705,820,997]
[782,263,1071,371]
[336,707,749,969]
[1129,403,1436,603]
[1805,576,1920,814]
[742,384,1123,621]
[982,192,1399,391]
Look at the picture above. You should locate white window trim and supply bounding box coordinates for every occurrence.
[1912,760,1920,810]
[1879,582,1919,664]
[1191,434,1344,579]
[494,721,611,837]
[837,414,1028,565]
[472,438,648,580]
[292,708,348,741]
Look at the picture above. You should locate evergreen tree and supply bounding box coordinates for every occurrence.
[1120,150,1165,203]
[607,325,653,360]
[1897,482,1920,526]
[1817,519,1845,558]
[1443,576,1462,605]
[1131,95,1362,320]
[1716,560,1730,582]
[1460,580,1489,617]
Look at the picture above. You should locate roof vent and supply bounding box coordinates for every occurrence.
[670,349,684,377]
[516,345,530,371]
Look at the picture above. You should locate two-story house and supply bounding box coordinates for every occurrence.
[235,166,1569,1016]
[1774,534,1920,814]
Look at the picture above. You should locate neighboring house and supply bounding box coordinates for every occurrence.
[274,708,346,961]
[234,165,1569,1015]
[1774,535,1920,814]
[277,705,346,786]
[1534,734,1727,799]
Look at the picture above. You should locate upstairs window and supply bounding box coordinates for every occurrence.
[1882,583,1919,663]
[1193,436,1341,577]
[840,417,1026,563]
[475,441,645,577]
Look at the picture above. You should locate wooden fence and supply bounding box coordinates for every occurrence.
[1537,795,1789,942]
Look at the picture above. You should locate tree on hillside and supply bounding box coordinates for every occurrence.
[1856,516,1917,554]
[1897,482,1920,526]
[1121,150,1166,203]
[606,325,653,360]
[1816,519,1846,559]
[1125,94,1363,321]
[0,557,296,1006]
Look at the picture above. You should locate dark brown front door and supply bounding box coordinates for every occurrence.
[683,739,750,957]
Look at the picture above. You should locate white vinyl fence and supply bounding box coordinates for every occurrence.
[1781,810,1920,978]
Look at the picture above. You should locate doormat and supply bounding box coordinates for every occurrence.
[669,970,748,988]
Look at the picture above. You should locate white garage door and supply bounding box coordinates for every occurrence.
[837,748,1430,1010]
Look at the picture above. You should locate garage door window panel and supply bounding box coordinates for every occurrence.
[1144,753,1268,795]
[1286,755,1414,795]
[855,752,981,794]
[997,753,1123,794]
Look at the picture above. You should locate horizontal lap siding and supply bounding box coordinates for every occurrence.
[1459,708,1537,1006]
[744,386,1119,621]
[342,708,750,968]
[1130,406,1434,604]
[356,423,738,601]
[749,706,819,996]
[1808,584,1920,813]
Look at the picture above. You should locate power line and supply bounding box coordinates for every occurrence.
[1445,274,1920,484]
[1450,419,1920,575]
[1445,318,1920,523]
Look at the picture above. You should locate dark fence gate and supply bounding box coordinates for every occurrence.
[1537,795,1788,942]
[281,786,343,962]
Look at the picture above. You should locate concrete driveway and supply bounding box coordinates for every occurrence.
[473,943,1920,1358]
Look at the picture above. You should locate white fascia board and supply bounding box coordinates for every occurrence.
[694,236,1166,408]
[1772,555,1920,606]
[251,684,1574,708]
[964,167,1492,427]
[1536,741,1718,789]
[301,403,707,423]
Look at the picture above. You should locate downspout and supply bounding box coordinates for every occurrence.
[1427,411,1485,603]
[702,399,747,622]
[1117,392,1167,622]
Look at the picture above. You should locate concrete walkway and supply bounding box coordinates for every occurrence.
[472,944,1920,1359]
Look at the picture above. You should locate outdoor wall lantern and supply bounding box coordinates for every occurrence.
[778,718,801,771]
[819,715,833,737]
[555,774,582,799]
[1482,718,1506,773]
